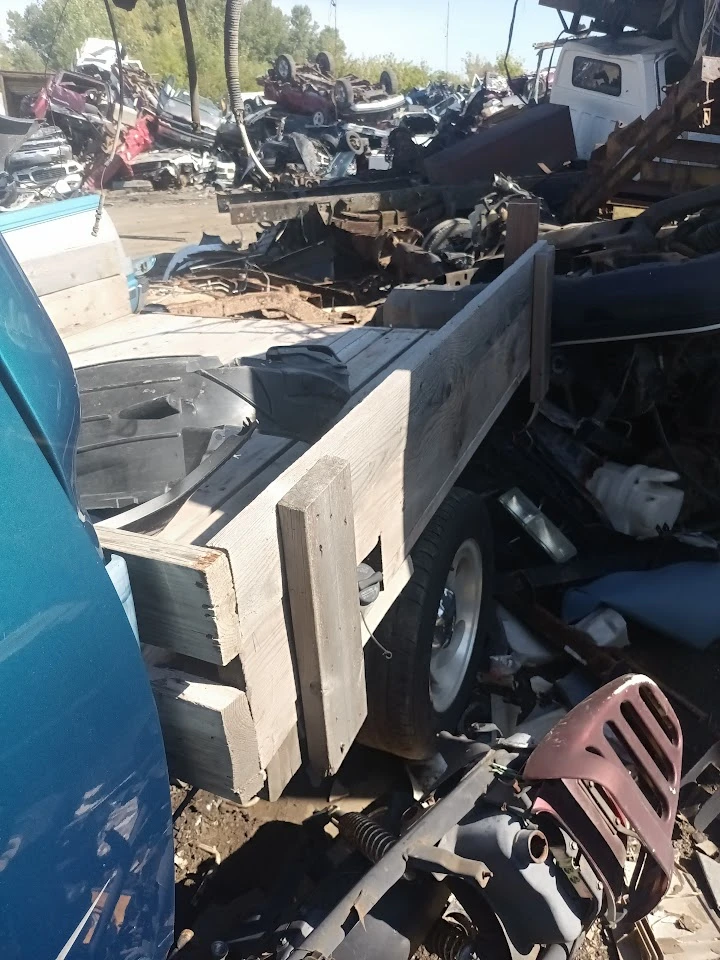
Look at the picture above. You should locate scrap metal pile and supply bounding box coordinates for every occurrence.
[0,34,551,208]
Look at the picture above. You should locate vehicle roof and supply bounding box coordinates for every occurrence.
[561,33,676,60]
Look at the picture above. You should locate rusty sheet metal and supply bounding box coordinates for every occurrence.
[424,104,577,187]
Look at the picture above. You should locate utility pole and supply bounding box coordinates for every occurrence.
[445,0,450,75]
[332,0,338,65]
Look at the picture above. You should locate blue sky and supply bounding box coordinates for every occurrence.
[0,0,564,74]
[274,0,564,73]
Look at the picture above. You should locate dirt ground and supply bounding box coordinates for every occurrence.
[103,190,720,960]
[104,187,257,259]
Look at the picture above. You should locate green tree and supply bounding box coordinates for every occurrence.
[317,26,346,66]
[462,50,527,82]
[287,4,318,63]
[0,0,476,102]
[341,54,432,91]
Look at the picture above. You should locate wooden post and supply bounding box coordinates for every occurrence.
[530,245,555,404]
[504,198,540,268]
[278,455,367,779]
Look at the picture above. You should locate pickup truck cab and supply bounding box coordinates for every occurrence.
[550,34,689,158]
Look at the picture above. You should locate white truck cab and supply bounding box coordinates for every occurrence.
[550,34,689,158]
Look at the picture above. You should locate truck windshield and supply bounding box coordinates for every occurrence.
[572,56,622,97]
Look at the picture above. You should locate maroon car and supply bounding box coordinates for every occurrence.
[261,53,406,124]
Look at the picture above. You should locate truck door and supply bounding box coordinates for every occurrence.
[552,52,643,158]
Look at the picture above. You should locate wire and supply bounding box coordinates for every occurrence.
[361,609,392,660]
[41,0,74,77]
[93,0,126,236]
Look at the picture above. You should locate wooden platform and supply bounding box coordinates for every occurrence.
[62,241,551,802]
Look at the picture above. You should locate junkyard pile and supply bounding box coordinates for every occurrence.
[0,36,538,207]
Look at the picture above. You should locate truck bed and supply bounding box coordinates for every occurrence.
[59,243,550,802]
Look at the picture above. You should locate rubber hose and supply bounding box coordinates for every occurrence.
[177,0,200,129]
[224,0,273,182]
[224,0,244,119]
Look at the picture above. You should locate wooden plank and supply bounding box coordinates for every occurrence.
[150,667,264,803]
[278,456,367,779]
[41,274,131,336]
[160,330,426,546]
[64,313,352,368]
[216,599,299,768]
[97,528,241,665]
[23,242,122,298]
[212,243,542,762]
[530,244,555,404]
[504,199,540,268]
[265,725,303,801]
[160,435,299,544]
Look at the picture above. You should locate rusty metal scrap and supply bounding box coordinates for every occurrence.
[164,290,335,325]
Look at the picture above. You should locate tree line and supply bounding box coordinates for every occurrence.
[0,0,526,101]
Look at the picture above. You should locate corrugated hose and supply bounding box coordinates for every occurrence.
[224,0,273,183]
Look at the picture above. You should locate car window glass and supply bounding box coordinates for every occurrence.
[572,56,622,97]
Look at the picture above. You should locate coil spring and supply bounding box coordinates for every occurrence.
[337,813,396,862]
[428,920,474,960]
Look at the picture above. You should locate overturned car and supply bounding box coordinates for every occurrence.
[262,52,407,125]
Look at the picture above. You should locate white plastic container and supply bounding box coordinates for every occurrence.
[575,607,629,650]
[587,462,684,538]
[105,553,140,645]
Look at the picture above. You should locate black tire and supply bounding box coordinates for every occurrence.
[423,218,472,254]
[380,68,400,95]
[361,488,495,760]
[319,132,340,150]
[275,53,297,84]
[316,50,335,76]
[673,0,704,63]
[334,77,355,108]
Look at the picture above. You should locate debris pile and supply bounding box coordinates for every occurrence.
[0,30,567,209]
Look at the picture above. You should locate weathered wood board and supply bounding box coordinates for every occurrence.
[208,243,541,766]
[149,666,264,803]
[42,274,131,335]
[278,456,367,779]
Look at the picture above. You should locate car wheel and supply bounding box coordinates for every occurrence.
[380,68,400,95]
[361,488,495,760]
[311,110,326,126]
[423,218,472,254]
[316,51,335,76]
[334,78,355,108]
[275,54,297,84]
[344,130,367,154]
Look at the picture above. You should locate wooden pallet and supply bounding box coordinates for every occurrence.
[62,241,552,802]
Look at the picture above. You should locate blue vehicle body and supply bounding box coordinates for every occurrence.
[0,235,174,958]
